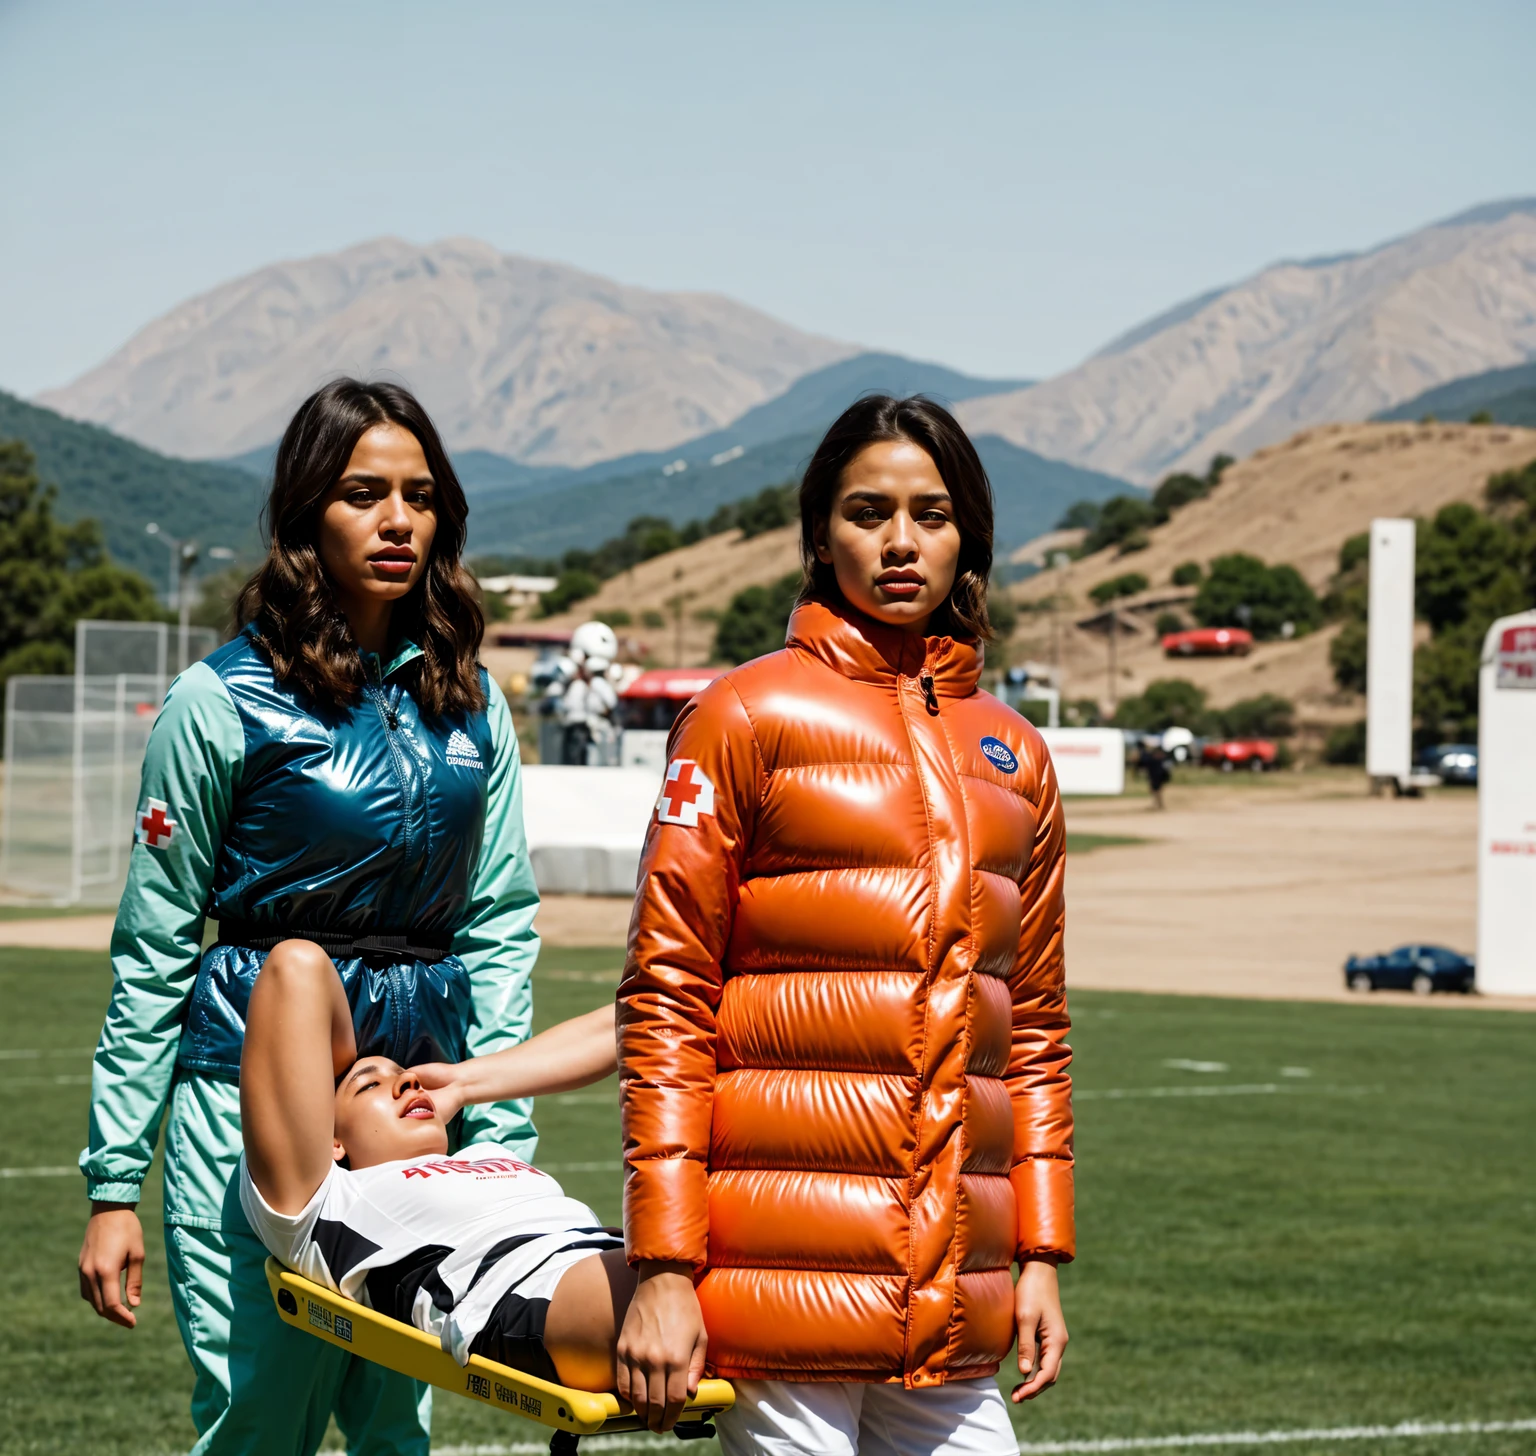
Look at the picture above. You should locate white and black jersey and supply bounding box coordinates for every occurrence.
[240,1144,622,1373]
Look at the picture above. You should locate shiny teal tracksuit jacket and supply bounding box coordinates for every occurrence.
[81,626,540,1455]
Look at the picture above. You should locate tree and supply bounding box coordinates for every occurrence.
[1090,572,1149,606]
[1217,693,1296,739]
[1170,561,1203,587]
[538,568,602,617]
[1082,495,1158,555]
[712,572,802,664]
[1330,619,1367,694]
[1055,500,1102,531]
[0,439,166,692]
[1111,678,1209,733]
[1193,553,1322,640]
[987,583,1017,639]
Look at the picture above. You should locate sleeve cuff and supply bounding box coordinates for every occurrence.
[623,1155,710,1270]
[1011,1156,1076,1263]
[85,1178,144,1204]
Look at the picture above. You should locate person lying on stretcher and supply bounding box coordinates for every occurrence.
[239,939,646,1402]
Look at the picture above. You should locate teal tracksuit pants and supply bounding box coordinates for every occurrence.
[161,1074,431,1455]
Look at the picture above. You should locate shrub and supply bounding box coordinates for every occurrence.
[1171,561,1203,587]
[1154,610,1184,637]
[712,572,802,664]
[1090,572,1149,606]
[1323,720,1366,764]
[1192,553,1322,640]
[597,609,632,627]
[1065,697,1104,727]
[1469,410,1493,425]
[640,609,666,629]
[1151,472,1210,516]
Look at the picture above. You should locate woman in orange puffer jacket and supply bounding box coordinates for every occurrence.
[615,396,1073,1455]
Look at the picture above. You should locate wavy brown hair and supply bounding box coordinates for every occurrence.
[236,379,486,715]
[798,394,996,639]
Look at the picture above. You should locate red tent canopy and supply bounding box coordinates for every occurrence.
[620,667,727,701]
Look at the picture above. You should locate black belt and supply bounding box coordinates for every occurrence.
[217,922,455,966]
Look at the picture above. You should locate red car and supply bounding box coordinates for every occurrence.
[1202,738,1277,771]
[1163,627,1253,657]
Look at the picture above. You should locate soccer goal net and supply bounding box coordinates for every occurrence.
[0,621,218,906]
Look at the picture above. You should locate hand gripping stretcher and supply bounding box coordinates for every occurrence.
[266,1259,734,1454]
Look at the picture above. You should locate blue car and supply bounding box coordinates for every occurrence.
[1417,743,1478,786]
[1345,944,1475,995]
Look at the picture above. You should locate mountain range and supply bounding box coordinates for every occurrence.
[36,237,855,466]
[960,198,1536,484]
[18,197,1536,566]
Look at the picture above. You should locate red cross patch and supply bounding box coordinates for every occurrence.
[656,759,715,827]
[136,798,178,850]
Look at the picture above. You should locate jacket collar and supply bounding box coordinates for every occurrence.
[242,621,423,682]
[785,597,982,697]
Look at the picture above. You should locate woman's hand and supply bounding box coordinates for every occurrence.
[615,1261,708,1433]
[79,1203,145,1329]
[409,1061,471,1123]
[1012,1256,1068,1402]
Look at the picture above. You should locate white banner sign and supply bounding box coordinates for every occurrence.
[1039,728,1127,796]
[1494,621,1536,689]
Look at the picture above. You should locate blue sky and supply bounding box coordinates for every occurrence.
[1,0,1532,397]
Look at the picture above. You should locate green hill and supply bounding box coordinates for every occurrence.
[0,392,264,580]
[1375,360,1536,427]
[468,427,1133,558]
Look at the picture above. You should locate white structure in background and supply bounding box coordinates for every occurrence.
[476,574,558,612]
[0,620,216,905]
[1475,610,1536,996]
[1365,518,1416,788]
[520,766,660,895]
[1038,728,1126,796]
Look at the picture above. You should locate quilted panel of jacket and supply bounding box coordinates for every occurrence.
[710,1067,917,1175]
[716,969,926,1075]
[706,1168,910,1272]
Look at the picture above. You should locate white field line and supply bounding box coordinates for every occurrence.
[1075,1083,1377,1102]
[429,1416,1536,1456]
[14,1074,91,1086]
[0,1165,76,1178]
[0,1047,91,1059]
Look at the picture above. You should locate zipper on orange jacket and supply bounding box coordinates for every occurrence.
[919,670,939,714]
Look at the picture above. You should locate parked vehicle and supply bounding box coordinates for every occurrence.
[1344,944,1475,995]
[1201,738,1277,771]
[1416,743,1478,786]
[1162,626,1254,657]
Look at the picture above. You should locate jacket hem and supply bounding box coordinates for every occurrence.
[84,1178,144,1203]
[704,1361,1003,1384]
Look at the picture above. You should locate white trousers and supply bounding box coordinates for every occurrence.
[714,1377,1017,1456]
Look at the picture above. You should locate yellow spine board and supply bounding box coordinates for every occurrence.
[265,1258,732,1434]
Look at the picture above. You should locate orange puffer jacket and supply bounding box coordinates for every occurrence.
[619,598,1073,1386]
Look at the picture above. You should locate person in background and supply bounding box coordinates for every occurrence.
[615,395,1074,1454]
[77,379,539,1456]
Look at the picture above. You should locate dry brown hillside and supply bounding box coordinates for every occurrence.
[1012,421,1536,725]
[533,524,801,667]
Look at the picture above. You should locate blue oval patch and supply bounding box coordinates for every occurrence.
[979,735,1018,775]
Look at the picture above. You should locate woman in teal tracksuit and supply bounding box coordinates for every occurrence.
[77,379,540,1454]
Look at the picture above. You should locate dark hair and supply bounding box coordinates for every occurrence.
[236,379,486,715]
[798,394,996,639]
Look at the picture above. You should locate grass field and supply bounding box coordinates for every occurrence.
[1,946,1531,1456]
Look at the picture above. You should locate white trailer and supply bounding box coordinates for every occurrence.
[1475,610,1536,996]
